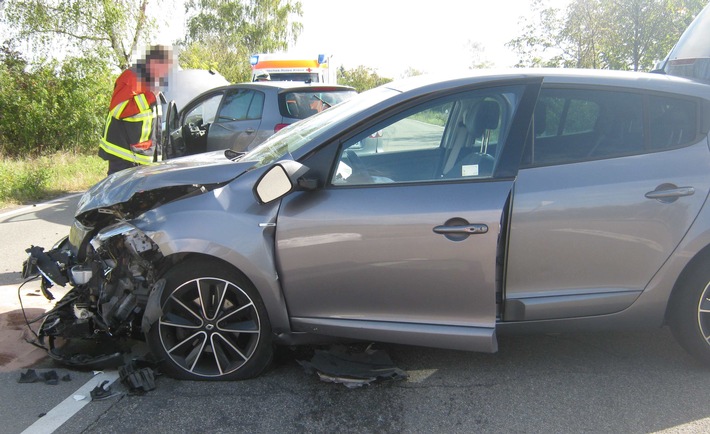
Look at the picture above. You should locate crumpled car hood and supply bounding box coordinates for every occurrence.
[77,151,254,218]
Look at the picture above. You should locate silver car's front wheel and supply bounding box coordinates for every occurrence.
[148,259,272,380]
[669,267,710,365]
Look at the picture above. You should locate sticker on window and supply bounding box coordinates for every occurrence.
[462,165,479,177]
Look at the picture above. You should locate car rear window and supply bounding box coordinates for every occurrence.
[280,89,357,119]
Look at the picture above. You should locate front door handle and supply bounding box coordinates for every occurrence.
[433,224,488,235]
[645,184,695,203]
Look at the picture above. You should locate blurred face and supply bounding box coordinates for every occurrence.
[148,59,170,82]
[310,99,325,112]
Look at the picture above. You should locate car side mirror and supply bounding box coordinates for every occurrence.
[253,160,309,204]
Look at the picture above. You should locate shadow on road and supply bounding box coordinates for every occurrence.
[0,194,80,227]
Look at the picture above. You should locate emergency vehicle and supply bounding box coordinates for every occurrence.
[250,53,336,83]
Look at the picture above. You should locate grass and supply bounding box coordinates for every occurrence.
[0,152,106,208]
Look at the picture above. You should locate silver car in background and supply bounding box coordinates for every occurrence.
[22,69,710,380]
[162,81,356,158]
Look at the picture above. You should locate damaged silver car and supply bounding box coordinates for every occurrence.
[21,68,710,380]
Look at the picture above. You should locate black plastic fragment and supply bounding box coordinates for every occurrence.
[47,345,124,370]
[18,369,39,383]
[119,362,156,395]
[41,370,59,385]
[23,245,68,288]
[90,380,115,401]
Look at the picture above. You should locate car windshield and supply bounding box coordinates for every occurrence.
[241,86,398,168]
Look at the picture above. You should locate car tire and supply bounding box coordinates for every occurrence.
[668,266,710,365]
[147,258,273,380]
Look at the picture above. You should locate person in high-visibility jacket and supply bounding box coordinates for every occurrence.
[100,45,173,175]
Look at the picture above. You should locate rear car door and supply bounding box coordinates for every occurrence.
[505,85,710,320]
[207,88,264,152]
[275,80,540,352]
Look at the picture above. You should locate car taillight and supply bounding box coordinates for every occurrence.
[274,123,289,132]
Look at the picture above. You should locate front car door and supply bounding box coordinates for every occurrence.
[179,91,224,155]
[275,80,540,352]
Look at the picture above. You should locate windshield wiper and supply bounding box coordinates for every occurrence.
[313,95,332,108]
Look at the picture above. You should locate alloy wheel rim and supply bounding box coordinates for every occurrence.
[697,281,710,347]
[158,277,261,377]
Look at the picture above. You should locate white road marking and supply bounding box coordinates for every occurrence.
[21,371,120,434]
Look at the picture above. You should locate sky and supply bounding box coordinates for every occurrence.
[289,0,571,78]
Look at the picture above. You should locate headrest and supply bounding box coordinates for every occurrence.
[465,100,500,137]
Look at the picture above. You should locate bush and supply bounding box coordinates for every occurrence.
[0,44,114,157]
[0,160,51,203]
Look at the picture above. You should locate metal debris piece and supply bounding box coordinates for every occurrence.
[298,344,408,388]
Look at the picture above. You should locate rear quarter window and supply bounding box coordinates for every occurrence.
[648,95,698,150]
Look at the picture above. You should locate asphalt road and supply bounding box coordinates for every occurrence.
[1,195,710,433]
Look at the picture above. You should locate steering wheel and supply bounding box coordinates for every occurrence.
[345,150,371,182]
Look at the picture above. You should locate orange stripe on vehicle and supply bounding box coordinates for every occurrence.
[253,60,321,69]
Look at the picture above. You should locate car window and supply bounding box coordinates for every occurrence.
[331,86,524,185]
[648,94,697,150]
[281,90,357,119]
[241,86,398,168]
[529,88,643,165]
[528,88,699,167]
[247,91,265,119]
[217,89,264,122]
[183,94,222,126]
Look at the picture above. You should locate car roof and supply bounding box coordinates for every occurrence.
[382,68,710,100]
[206,81,356,93]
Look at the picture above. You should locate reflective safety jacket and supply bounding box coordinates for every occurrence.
[99,69,157,165]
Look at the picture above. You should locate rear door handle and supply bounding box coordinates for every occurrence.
[433,224,488,235]
[645,184,695,203]
[245,128,256,134]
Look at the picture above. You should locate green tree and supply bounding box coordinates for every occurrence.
[467,40,494,69]
[1,0,164,69]
[508,0,706,71]
[506,0,567,67]
[337,65,392,92]
[401,67,424,78]
[179,0,303,82]
[601,0,705,71]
